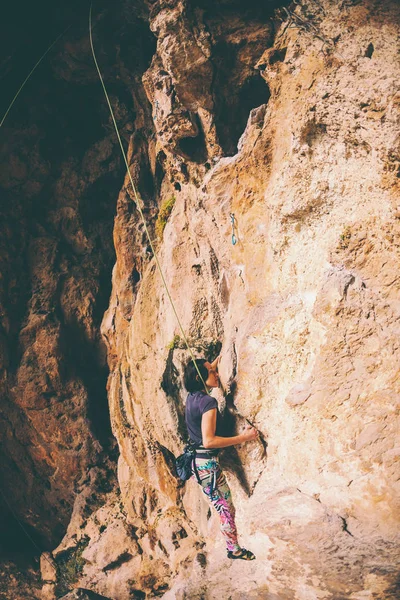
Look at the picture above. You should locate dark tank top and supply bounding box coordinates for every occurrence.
[185,391,221,445]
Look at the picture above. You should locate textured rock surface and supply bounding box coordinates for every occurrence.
[0,1,154,596]
[0,558,41,600]
[98,0,400,597]
[58,589,111,600]
[1,0,400,598]
[0,0,156,539]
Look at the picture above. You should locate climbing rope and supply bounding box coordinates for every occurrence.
[0,25,71,129]
[89,3,210,393]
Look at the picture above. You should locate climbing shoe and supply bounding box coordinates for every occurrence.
[227,548,256,560]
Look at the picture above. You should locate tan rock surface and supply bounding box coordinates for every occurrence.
[98,0,400,597]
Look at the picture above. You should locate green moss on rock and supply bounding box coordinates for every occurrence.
[155,196,176,239]
[55,535,90,597]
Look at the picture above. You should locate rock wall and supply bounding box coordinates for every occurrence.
[1,0,399,598]
[0,0,154,585]
[51,0,400,598]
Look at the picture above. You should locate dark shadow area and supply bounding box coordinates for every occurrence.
[0,550,41,600]
[130,268,141,285]
[197,0,290,156]
[161,350,188,441]
[177,114,208,163]
[0,200,31,372]
[36,81,111,162]
[384,573,400,598]
[57,297,113,448]
[117,16,157,75]
[0,0,156,124]
[0,0,89,120]
[138,149,157,205]
[269,46,288,64]
[0,493,45,558]
[0,0,159,564]
[365,42,374,58]
[219,380,268,496]
[214,74,271,156]
[192,0,290,21]
[155,153,166,195]
[130,591,146,600]
[80,171,123,235]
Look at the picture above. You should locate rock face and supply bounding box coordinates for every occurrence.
[0,0,154,593]
[58,589,111,600]
[1,0,400,598]
[0,558,41,600]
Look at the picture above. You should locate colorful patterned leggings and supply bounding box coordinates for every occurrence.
[193,456,241,553]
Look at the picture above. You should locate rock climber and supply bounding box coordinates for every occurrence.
[183,356,258,560]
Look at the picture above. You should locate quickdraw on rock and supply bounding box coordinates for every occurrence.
[230,213,237,245]
[154,99,160,120]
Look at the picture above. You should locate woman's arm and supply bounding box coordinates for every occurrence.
[201,408,258,449]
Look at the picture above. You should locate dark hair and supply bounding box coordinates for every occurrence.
[183,359,208,393]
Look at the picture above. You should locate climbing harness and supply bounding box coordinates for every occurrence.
[230,213,237,246]
[175,441,201,483]
[89,3,210,393]
[0,25,71,128]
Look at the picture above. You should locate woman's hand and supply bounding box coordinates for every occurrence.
[240,426,259,443]
[209,355,221,371]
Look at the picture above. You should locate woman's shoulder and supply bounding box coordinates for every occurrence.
[198,392,218,411]
[187,390,211,399]
[187,391,217,405]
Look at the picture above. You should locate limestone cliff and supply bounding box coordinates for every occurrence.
[0,0,399,599]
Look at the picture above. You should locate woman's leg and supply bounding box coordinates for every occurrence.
[195,458,241,553]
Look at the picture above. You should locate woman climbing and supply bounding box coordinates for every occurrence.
[183,356,258,560]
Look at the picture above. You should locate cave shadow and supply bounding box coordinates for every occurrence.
[176,113,208,164]
[383,572,400,598]
[0,491,48,559]
[161,348,189,443]
[219,381,268,496]
[214,74,271,157]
